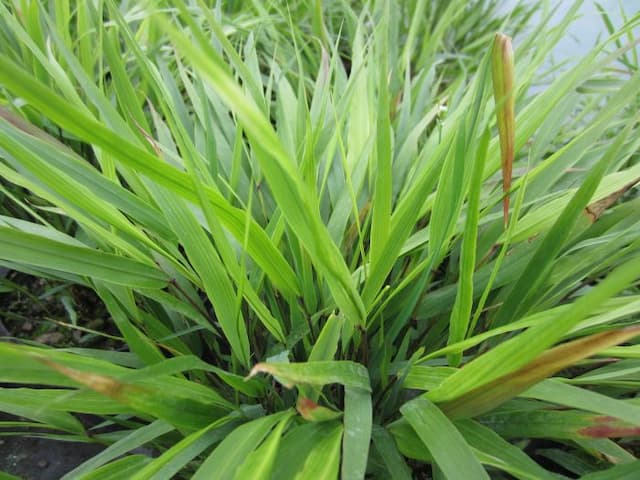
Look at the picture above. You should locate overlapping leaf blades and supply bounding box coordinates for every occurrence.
[0,0,639,478]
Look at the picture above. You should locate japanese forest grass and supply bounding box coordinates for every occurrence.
[0,0,640,478]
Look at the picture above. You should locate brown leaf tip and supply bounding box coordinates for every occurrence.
[578,416,640,438]
[296,397,318,418]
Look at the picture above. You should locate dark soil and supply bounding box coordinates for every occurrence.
[0,272,114,478]
[0,271,117,349]
[0,433,104,480]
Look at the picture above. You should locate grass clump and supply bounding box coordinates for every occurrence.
[0,0,639,478]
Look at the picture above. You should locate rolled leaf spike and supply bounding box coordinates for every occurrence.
[491,33,515,227]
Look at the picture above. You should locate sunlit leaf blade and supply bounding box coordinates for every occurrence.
[130,417,235,480]
[62,420,174,479]
[0,53,300,297]
[0,343,231,430]
[427,255,640,404]
[157,3,366,326]
[112,355,265,398]
[403,365,457,391]
[248,361,371,392]
[0,472,21,480]
[0,112,175,241]
[77,455,153,480]
[42,359,221,431]
[299,313,343,401]
[309,314,343,363]
[270,422,343,479]
[235,414,292,480]
[448,128,490,365]
[0,119,160,258]
[401,397,489,479]
[342,387,372,480]
[0,227,168,289]
[192,411,292,480]
[0,386,129,417]
[370,3,393,267]
[293,423,343,479]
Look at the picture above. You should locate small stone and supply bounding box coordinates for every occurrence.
[21,321,34,332]
[37,459,48,468]
[35,332,65,345]
[86,319,104,330]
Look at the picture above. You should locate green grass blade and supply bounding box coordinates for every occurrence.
[0,53,300,297]
[0,396,84,434]
[309,314,343,362]
[131,416,236,480]
[371,425,413,480]
[370,4,393,266]
[0,109,174,239]
[0,472,21,480]
[428,256,640,403]
[291,423,343,479]
[157,4,365,325]
[447,128,490,365]
[192,411,291,480]
[148,185,250,366]
[0,227,168,289]
[457,419,556,480]
[342,387,372,480]
[95,284,166,366]
[0,343,231,428]
[438,327,640,418]
[299,313,343,401]
[270,422,343,479]
[492,81,640,326]
[235,414,293,480]
[523,379,640,426]
[249,361,371,392]
[78,455,153,480]
[62,420,174,480]
[401,397,489,479]
[481,408,640,440]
